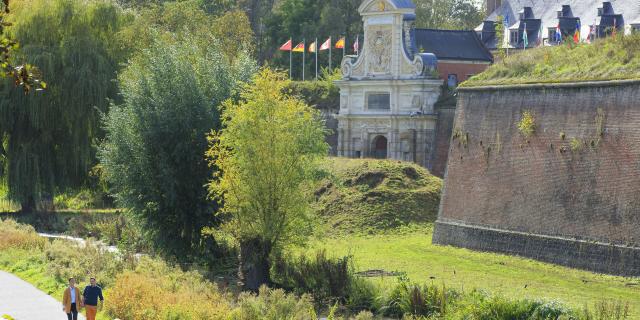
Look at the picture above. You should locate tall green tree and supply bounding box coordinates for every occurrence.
[207,69,328,290]
[100,35,255,261]
[0,0,127,211]
[415,0,484,30]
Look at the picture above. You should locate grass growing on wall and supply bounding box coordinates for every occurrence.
[464,33,640,86]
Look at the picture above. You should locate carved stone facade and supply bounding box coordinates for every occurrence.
[336,0,442,170]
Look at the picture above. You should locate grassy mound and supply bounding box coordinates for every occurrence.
[312,158,442,234]
[464,34,640,87]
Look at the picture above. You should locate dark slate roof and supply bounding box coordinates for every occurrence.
[414,29,493,62]
[479,1,640,37]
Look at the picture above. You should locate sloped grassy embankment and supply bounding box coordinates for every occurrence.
[311,158,442,235]
[464,33,640,87]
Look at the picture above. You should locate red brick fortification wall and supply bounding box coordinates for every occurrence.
[433,80,640,276]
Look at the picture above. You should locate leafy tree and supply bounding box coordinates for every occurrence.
[0,0,45,93]
[207,69,328,290]
[0,0,126,211]
[415,0,484,30]
[117,1,252,62]
[100,35,255,261]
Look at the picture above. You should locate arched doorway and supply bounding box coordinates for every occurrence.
[372,135,387,159]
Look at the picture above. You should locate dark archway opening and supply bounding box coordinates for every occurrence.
[372,135,388,159]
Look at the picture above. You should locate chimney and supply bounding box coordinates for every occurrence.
[486,0,502,16]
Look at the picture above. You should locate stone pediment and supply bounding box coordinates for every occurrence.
[359,0,415,15]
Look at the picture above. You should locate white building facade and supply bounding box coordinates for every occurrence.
[336,0,441,168]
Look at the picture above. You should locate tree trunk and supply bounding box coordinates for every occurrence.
[39,193,55,212]
[238,237,272,292]
[20,196,36,213]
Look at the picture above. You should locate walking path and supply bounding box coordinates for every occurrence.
[0,271,86,320]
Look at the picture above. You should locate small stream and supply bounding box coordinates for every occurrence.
[38,232,120,254]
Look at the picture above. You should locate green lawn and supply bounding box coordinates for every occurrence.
[303,225,640,315]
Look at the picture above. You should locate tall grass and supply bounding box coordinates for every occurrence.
[0,219,45,250]
[465,33,640,86]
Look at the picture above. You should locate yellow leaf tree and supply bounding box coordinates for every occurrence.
[207,69,328,290]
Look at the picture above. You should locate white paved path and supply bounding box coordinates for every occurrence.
[0,271,85,320]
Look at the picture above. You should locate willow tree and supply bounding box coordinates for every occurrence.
[208,69,328,290]
[99,34,255,261]
[0,0,126,211]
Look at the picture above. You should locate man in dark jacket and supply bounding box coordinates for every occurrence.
[82,277,104,320]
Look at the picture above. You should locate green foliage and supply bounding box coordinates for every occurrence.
[100,33,255,261]
[518,111,536,137]
[44,239,125,288]
[379,276,456,318]
[272,250,378,310]
[0,0,127,211]
[228,285,315,320]
[288,69,340,110]
[207,68,328,251]
[570,137,583,152]
[312,158,442,235]
[465,33,640,86]
[494,16,506,60]
[414,0,484,30]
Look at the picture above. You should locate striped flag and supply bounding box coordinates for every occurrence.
[523,23,529,48]
[279,39,292,51]
[573,20,581,43]
[335,37,345,49]
[320,38,331,51]
[292,42,305,52]
[308,41,317,53]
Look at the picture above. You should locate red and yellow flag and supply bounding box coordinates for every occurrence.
[279,39,292,51]
[308,41,317,53]
[292,42,305,52]
[335,37,345,49]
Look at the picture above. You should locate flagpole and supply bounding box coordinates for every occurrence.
[329,36,332,71]
[302,39,305,81]
[315,37,318,80]
[289,38,292,79]
[342,35,345,57]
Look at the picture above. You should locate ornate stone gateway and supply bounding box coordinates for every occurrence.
[335,0,441,169]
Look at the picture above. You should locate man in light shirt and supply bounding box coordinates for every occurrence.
[62,277,83,320]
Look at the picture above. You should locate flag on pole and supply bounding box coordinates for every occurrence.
[320,38,331,51]
[573,20,581,43]
[353,35,360,54]
[612,18,617,38]
[292,42,305,52]
[522,23,528,49]
[279,39,292,51]
[308,41,317,53]
[555,23,562,43]
[335,37,345,49]
[280,39,293,79]
[587,23,594,44]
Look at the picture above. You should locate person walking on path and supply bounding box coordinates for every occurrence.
[62,278,83,320]
[82,277,104,320]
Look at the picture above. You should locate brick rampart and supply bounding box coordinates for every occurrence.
[433,80,640,276]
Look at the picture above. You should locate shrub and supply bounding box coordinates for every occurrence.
[44,239,124,288]
[518,111,536,137]
[378,276,457,318]
[580,300,630,320]
[0,219,45,250]
[228,285,315,320]
[105,257,231,320]
[272,250,378,311]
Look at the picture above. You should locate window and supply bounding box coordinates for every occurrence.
[510,30,519,44]
[447,74,458,88]
[548,27,556,43]
[367,93,390,110]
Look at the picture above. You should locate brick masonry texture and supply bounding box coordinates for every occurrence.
[433,80,640,276]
